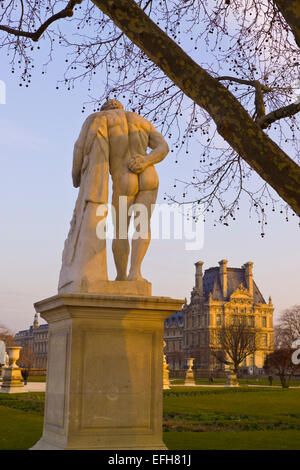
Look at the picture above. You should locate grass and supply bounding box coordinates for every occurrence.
[0,406,43,450]
[170,377,300,387]
[27,376,46,382]
[1,375,46,383]
[163,430,300,450]
[0,387,299,449]
[0,392,45,415]
[162,386,300,449]
[0,393,44,450]
[164,386,300,418]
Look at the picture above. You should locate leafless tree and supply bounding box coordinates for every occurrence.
[17,345,37,371]
[274,305,300,348]
[213,318,260,375]
[264,348,300,388]
[278,305,300,340]
[0,324,15,347]
[0,1,300,229]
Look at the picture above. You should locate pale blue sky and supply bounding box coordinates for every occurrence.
[0,33,299,333]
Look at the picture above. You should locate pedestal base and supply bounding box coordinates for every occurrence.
[0,368,25,393]
[31,293,183,450]
[226,371,239,387]
[184,371,196,386]
[31,439,167,450]
[59,280,152,296]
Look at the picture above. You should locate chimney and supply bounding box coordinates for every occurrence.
[218,259,228,299]
[194,261,203,296]
[243,261,253,297]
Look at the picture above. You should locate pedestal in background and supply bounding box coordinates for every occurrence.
[0,347,25,393]
[226,369,239,387]
[31,293,183,450]
[184,358,196,386]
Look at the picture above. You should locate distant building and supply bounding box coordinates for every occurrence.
[15,314,48,369]
[164,260,274,375]
[164,310,184,371]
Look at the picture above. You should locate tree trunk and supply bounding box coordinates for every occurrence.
[279,374,289,388]
[273,0,300,48]
[92,0,300,216]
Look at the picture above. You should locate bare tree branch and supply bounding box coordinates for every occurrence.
[0,0,83,42]
[218,76,268,120]
[91,0,300,216]
[217,76,272,93]
[0,0,300,222]
[258,101,300,129]
[0,324,15,346]
[275,305,300,348]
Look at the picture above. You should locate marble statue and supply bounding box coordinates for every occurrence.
[58,100,169,294]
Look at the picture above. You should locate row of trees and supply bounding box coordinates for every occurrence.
[213,305,300,387]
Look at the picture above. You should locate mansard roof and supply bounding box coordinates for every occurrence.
[203,267,265,303]
[165,310,184,327]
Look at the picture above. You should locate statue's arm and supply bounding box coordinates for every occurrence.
[72,116,93,188]
[147,126,169,166]
[127,123,169,174]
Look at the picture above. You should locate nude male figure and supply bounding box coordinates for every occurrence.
[59,99,169,293]
[100,100,169,281]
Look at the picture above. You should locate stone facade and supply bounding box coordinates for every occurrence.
[164,310,184,371]
[164,260,274,376]
[15,314,48,369]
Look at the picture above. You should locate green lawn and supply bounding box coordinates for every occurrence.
[1,375,46,383]
[27,376,46,382]
[163,386,300,449]
[0,387,299,450]
[0,393,44,450]
[164,387,300,420]
[170,377,300,387]
[164,430,300,450]
[0,407,43,450]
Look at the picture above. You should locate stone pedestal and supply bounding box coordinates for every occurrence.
[0,347,25,393]
[31,293,183,450]
[184,358,196,386]
[226,369,239,387]
[59,280,152,296]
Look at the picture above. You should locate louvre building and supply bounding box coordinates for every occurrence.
[164,260,274,376]
[14,259,274,376]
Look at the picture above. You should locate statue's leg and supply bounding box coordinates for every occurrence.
[128,188,158,281]
[112,193,136,281]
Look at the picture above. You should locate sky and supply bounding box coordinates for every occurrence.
[0,13,299,333]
